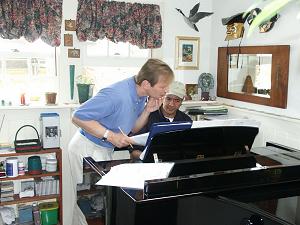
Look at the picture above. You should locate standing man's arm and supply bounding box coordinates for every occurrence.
[72,116,134,148]
[131,97,163,134]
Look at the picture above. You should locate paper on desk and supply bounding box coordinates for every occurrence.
[96,162,174,189]
[130,132,149,146]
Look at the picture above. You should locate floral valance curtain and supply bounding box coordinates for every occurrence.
[0,0,63,47]
[76,0,162,49]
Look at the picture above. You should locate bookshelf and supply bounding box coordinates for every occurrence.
[0,148,63,224]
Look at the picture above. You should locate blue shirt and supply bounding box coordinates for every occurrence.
[74,76,147,148]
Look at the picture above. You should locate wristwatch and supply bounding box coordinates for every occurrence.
[102,129,109,141]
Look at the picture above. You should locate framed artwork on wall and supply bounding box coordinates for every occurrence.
[64,34,73,47]
[65,19,76,31]
[175,36,200,70]
[68,48,80,58]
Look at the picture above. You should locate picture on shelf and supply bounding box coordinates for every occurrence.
[185,84,198,99]
[20,180,35,198]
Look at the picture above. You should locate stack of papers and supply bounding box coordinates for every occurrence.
[130,133,149,146]
[0,143,14,154]
[96,163,174,189]
[188,104,228,115]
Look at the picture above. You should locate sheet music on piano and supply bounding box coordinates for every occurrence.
[96,162,174,189]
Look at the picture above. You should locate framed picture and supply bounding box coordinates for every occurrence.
[65,19,76,31]
[64,34,73,47]
[185,84,198,98]
[175,36,200,70]
[68,48,80,58]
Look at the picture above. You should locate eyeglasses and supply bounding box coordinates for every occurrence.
[165,96,182,104]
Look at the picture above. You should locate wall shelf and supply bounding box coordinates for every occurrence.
[0,194,59,206]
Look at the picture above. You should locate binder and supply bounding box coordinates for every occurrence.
[141,121,192,161]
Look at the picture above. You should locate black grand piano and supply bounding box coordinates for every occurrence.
[94,123,300,225]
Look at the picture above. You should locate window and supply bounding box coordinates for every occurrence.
[0,38,57,105]
[84,39,151,92]
[91,67,141,93]
[86,39,150,58]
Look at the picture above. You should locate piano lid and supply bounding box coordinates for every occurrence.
[142,125,259,163]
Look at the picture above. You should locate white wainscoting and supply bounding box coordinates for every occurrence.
[226,106,300,150]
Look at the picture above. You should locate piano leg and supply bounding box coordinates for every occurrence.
[296,197,300,224]
[105,186,113,225]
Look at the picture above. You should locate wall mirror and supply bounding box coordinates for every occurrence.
[217,45,290,108]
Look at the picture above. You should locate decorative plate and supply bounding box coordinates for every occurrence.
[198,73,214,92]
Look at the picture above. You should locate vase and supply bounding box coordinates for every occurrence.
[69,65,75,100]
[77,84,94,104]
[45,92,57,105]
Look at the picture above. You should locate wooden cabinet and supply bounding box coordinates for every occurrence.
[0,148,63,224]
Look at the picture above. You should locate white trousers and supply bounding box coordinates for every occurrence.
[67,131,113,225]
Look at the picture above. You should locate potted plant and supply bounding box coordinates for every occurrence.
[76,68,95,104]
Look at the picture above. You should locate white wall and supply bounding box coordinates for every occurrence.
[161,0,213,85]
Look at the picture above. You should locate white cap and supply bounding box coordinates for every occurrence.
[166,81,186,99]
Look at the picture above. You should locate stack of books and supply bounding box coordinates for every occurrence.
[0,143,14,154]
[188,103,228,116]
[0,181,14,202]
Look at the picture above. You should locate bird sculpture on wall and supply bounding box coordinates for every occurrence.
[175,2,213,32]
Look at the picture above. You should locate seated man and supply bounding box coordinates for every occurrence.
[131,81,192,159]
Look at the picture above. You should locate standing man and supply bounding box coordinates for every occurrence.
[67,58,174,225]
[130,81,192,159]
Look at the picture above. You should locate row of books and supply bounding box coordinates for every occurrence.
[35,177,60,196]
[0,177,59,203]
[0,181,14,202]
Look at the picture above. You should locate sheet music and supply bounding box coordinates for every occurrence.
[130,132,149,146]
[192,119,260,129]
[96,162,174,189]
